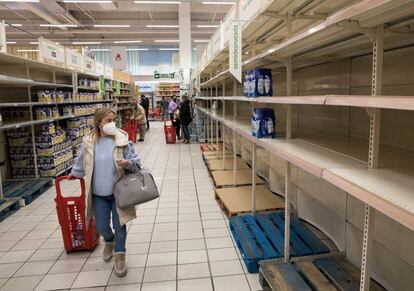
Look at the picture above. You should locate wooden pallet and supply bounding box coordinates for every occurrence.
[215,185,284,217]
[229,212,330,273]
[203,154,234,161]
[202,149,233,156]
[200,143,224,152]
[0,197,20,222]
[207,158,250,171]
[4,179,53,205]
[259,256,386,291]
[211,169,264,188]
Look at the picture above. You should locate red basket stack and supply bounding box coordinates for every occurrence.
[55,176,99,253]
[124,120,138,143]
[164,119,176,144]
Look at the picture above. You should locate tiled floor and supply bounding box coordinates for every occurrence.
[0,122,263,291]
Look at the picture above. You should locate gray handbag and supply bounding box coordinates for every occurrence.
[114,167,159,209]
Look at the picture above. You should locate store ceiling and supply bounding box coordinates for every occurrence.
[0,0,232,45]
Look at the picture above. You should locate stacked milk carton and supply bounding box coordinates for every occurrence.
[244,68,272,97]
[252,108,276,139]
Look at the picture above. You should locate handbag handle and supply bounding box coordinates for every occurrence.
[121,169,148,192]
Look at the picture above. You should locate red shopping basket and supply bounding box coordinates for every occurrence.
[164,119,176,144]
[55,176,99,253]
[124,120,138,143]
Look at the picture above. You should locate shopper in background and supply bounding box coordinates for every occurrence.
[173,101,181,140]
[180,95,193,144]
[69,107,141,278]
[132,97,147,142]
[160,96,169,121]
[168,96,178,118]
[140,94,150,130]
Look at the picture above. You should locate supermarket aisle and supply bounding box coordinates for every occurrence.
[0,122,262,291]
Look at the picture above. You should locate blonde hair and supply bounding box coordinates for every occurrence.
[94,107,116,138]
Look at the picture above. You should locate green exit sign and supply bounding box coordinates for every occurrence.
[154,73,175,79]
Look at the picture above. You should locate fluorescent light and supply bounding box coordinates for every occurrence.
[94,24,130,28]
[40,24,77,27]
[267,48,275,53]
[5,24,23,27]
[18,49,39,52]
[308,27,321,34]
[147,25,179,28]
[193,40,210,43]
[72,41,102,45]
[63,0,112,3]
[126,48,149,51]
[30,42,39,45]
[159,48,179,51]
[202,1,234,4]
[154,39,179,43]
[90,48,110,52]
[114,40,142,44]
[6,41,16,44]
[134,1,180,4]
[0,0,38,2]
[197,25,219,28]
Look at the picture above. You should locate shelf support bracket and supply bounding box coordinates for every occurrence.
[252,142,257,216]
[284,57,293,139]
[233,101,238,186]
[284,162,291,262]
[211,100,214,145]
[222,100,226,169]
[360,205,376,291]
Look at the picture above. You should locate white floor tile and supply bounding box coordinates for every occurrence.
[153,223,177,232]
[0,262,23,278]
[11,239,46,251]
[49,258,87,274]
[13,260,54,277]
[125,243,150,255]
[35,272,78,290]
[177,263,210,280]
[178,250,207,265]
[203,228,230,239]
[126,233,152,243]
[105,284,141,291]
[178,278,213,291]
[246,273,263,291]
[212,275,251,291]
[71,270,112,288]
[151,231,177,242]
[146,252,177,267]
[205,237,234,249]
[28,248,64,262]
[0,250,35,263]
[143,265,176,282]
[207,248,239,262]
[177,239,205,251]
[202,220,227,229]
[0,241,17,252]
[141,280,176,291]
[125,254,147,268]
[82,257,115,271]
[210,260,244,277]
[107,267,144,285]
[149,241,177,253]
[1,275,43,291]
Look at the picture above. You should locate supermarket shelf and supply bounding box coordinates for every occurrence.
[0,113,94,131]
[195,95,414,111]
[77,86,99,91]
[0,99,113,107]
[0,75,73,88]
[196,105,414,232]
[200,70,230,87]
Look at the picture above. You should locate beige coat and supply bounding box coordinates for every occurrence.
[79,129,137,228]
[133,103,147,125]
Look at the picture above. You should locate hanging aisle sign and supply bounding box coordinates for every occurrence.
[111,46,127,71]
[0,21,6,53]
[65,48,83,71]
[229,21,242,83]
[95,62,104,76]
[38,37,65,65]
[83,48,96,75]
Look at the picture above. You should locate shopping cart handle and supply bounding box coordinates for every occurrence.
[55,176,86,200]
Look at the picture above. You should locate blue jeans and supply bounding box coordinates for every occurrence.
[92,194,127,252]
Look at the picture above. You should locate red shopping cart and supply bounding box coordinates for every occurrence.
[55,176,99,253]
[124,120,138,143]
[164,119,176,144]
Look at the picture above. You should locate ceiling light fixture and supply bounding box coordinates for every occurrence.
[63,0,113,3]
[159,48,179,51]
[30,42,39,45]
[134,1,180,4]
[72,41,102,45]
[202,1,235,4]
[126,48,149,51]
[154,39,179,43]
[193,40,210,43]
[114,40,142,44]
[90,48,110,52]
[94,24,130,28]
[196,24,219,28]
[40,24,78,27]
[6,41,16,44]
[146,25,179,28]
[5,24,23,27]
[0,0,39,2]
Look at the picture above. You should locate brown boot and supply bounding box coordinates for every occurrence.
[103,242,114,262]
[114,252,127,277]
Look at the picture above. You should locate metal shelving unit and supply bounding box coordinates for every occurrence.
[196,0,414,290]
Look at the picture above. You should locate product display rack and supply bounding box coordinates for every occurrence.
[196,0,414,290]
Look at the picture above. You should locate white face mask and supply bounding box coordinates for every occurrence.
[102,122,117,136]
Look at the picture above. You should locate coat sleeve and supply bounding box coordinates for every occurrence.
[71,145,86,178]
[123,141,142,172]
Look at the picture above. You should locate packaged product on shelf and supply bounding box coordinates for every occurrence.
[244,68,273,97]
[7,128,36,178]
[37,90,53,102]
[252,108,276,138]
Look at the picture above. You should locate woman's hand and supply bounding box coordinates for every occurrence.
[116,159,130,168]
[68,175,79,180]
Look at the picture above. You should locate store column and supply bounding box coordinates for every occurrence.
[179,2,192,87]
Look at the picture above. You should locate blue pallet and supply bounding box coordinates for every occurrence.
[4,179,53,205]
[0,198,20,222]
[229,212,329,273]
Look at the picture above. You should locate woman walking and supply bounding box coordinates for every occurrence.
[132,97,147,142]
[180,95,193,144]
[70,107,141,277]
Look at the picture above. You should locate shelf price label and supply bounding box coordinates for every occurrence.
[229,21,242,83]
[38,37,65,65]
